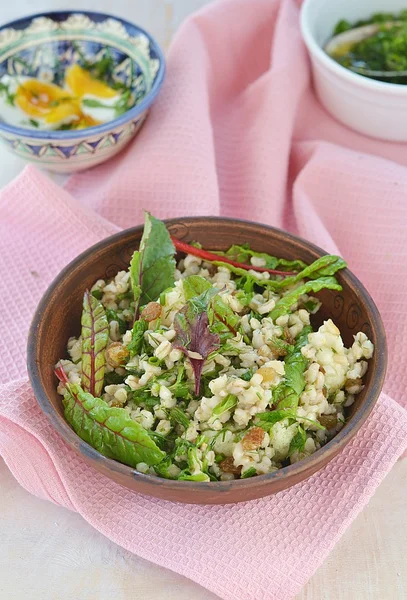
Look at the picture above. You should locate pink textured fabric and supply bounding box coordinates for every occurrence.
[0,1,407,599]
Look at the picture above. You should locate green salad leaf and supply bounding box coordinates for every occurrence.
[263,255,346,291]
[240,369,254,381]
[81,291,109,397]
[212,296,240,334]
[170,407,190,429]
[183,275,212,299]
[270,277,342,320]
[153,457,178,479]
[58,376,165,467]
[169,366,190,398]
[223,244,307,271]
[130,212,176,318]
[288,426,307,456]
[241,467,257,478]
[212,394,238,417]
[105,308,127,334]
[127,319,148,356]
[103,371,126,386]
[257,408,296,425]
[272,326,312,411]
[188,286,218,316]
[178,472,210,482]
[214,255,346,295]
[256,406,326,430]
[176,447,210,482]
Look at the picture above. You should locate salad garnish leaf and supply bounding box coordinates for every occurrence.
[104,371,126,386]
[288,426,307,456]
[240,369,254,381]
[169,366,190,398]
[272,326,312,410]
[264,255,347,291]
[178,472,210,482]
[211,394,238,417]
[189,286,218,315]
[256,407,326,430]
[170,407,190,429]
[214,255,346,293]
[297,255,347,280]
[176,447,210,482]
[127,319,148,356]
[270,277,342,320]
[183,275,212,299]
[81,290,109,397]
[241,467,257,478]
[257,409,296,425]
[173,306,220,396]
[130,212,176,319]
[55,367,164,467]
[223,244,307,272]
[105,308,127,334]
[153,456,178,479]
[212,296,240,335]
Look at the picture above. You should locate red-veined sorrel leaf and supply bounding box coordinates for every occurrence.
[81,290,109,397]
[55,367,164,467]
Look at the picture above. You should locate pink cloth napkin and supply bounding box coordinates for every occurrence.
[1,1,407,599]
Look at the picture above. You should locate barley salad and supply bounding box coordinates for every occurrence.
[55,213,374,482]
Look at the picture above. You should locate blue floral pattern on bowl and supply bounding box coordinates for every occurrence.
[0,11,165,172]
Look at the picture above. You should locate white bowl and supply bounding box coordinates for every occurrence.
[300,0,407,141]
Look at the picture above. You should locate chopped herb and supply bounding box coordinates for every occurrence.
[212,394,237,417]
[330,12,407,84]
[170,407,190,429]
[240,369,254,382]
[241,467,257,478]
[105,308,127,334]
[103,371,126,386]
[288,426,307,456]
[127,319,147,356]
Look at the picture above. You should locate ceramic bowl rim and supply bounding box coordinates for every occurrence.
[27,217,387,494]
[0,10,166,140]
[300,0,407,95]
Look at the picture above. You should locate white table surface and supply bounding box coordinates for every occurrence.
[0,2,406,599]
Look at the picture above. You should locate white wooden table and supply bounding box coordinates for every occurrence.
[0,2,406,599]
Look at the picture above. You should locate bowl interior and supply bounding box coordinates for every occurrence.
[0,11,162,130]
[28,218,387,503]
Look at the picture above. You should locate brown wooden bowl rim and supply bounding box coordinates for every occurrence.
[27,217,387,495]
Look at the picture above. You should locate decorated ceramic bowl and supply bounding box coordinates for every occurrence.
[0,11,165,172]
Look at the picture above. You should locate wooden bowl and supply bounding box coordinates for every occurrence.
[27,218,387,504]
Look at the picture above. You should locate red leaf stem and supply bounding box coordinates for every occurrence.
[171,237,296,277]
[55,366,69,384]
